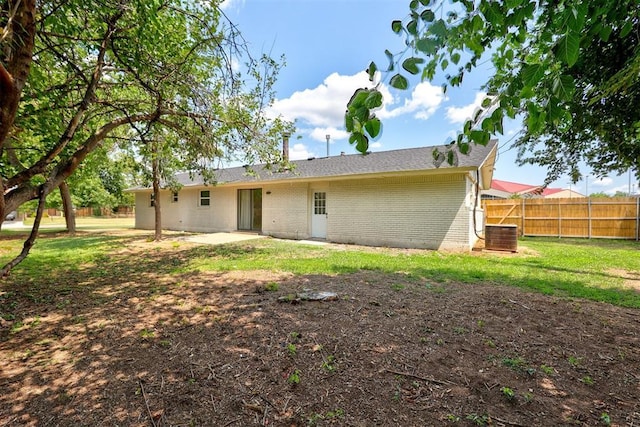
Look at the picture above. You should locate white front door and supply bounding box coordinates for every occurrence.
[311,191,327,238]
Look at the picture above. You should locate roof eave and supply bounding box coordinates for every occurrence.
[478,142,498,190]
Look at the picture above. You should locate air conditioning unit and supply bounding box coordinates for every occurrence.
[485,224,518,252]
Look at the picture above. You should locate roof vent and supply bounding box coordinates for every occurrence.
[307,157,315,161]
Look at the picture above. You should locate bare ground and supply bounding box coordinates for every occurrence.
[1,234,640,426]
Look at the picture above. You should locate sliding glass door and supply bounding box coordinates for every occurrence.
[237,189,262,231]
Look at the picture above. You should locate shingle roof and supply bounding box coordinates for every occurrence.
[136,140,497,189]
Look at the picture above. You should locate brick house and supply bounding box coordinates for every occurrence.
[130,140,497,250]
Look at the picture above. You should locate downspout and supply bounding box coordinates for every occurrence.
[473,170,484,240]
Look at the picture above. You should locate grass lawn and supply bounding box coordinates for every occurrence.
[20,216,134,230]
[1,231,639,308]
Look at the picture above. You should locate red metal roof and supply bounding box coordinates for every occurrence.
[491,179,540,193]
[491,179,563,196]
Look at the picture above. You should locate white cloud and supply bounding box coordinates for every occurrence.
[288,143,314,161]
[308,127,349,143]
[219,0,244,11]
[271,72,372,131]
[370,142,382,149]
[446,92,489,124]
[606,185,631,195]
[591,177,613,187]
[378,81,445,120]
[270,72,445,143]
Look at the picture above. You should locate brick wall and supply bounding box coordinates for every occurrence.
[133,173,476,250]
[261,183,310,240]
[326,174,470,250]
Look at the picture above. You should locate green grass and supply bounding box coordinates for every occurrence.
[1,233,639,308]
[20,216,134,230]
[0,234,128,282]
[179,237,640,307]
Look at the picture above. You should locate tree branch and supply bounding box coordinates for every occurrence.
[7,8,124,187]
[0,184,47,278]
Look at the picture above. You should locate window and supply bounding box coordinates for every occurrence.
[149,193,155,207]
[200,190,210,206]
[172,191,179,203]
[314,192,326,215]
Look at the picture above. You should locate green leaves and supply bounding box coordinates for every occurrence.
[344,0,640,184]
[416,37,438,55]
[469,129,490,146]
[367,62,378,82]
[402,57,424,75]
[390,74,409,90]
[421,9,435,22]
[430,19,447,37]
[365,90,383,109]
[521,64,545,87]
[551,74,575,101]
[345,88,384,153]
[556,32,580,67]
[620,20,633,38]
[349,132,369,153]
[364,117,382,139]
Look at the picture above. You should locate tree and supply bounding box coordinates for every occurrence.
[1,0,292,275]
[588,192,611,198]
[345,0,640,184]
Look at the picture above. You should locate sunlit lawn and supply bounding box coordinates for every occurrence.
[19,216,134,230]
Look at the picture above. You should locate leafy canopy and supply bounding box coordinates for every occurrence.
[1,0,291,212]
[0,0,292,274]
[345,0,640,182]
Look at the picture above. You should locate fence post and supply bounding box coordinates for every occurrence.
[558,199,562,238]
[636,197,639,241]
[588,197,592,239]
[521,198,525,236]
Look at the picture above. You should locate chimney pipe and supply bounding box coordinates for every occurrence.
[325,134,330,157]
[282,133,290,162]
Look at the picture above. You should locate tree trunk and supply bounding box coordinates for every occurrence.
[1,185,46,278]
[0,0,37,226]
[59,181,76,235]
[152,151,162,241]
[0,0,36,146]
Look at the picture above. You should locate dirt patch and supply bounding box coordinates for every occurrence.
[607,268,640,292]
[1,237,639,426]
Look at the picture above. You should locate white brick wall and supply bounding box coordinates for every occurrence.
[134,172,479,250]
[134,186,236,232]
[260,183,310,239]
[326,174,472,250]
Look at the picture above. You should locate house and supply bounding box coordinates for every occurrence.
[130,140,498,250]
[482,179,585,200]
[541,188,586,198]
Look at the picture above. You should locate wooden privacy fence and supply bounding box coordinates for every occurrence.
[43,206,134,218]
[483,197,640,240]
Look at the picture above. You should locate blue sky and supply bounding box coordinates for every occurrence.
[221,0,637,195]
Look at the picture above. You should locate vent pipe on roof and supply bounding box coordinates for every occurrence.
[282,133,290,162]
[325,134,330,157]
